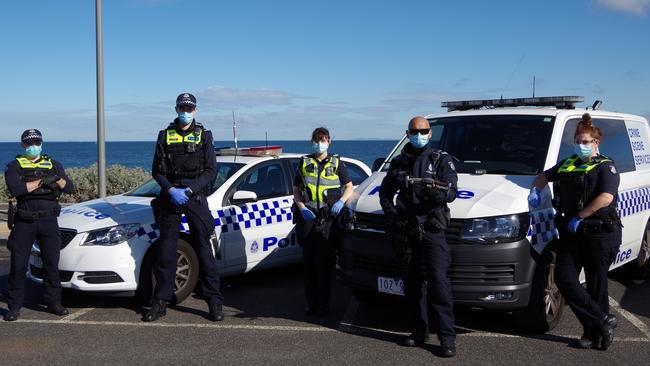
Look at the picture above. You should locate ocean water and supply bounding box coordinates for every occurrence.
[0,140,400,170]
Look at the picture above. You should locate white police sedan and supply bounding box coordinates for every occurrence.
[28,147,371,303]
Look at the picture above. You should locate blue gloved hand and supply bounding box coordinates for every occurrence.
[330,199,345,216]
[169,187,189,206]
[527,187,540,208]
[568,216,583,233]
[300,207,316,221]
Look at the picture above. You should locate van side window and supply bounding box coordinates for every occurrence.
[558,118,636,173]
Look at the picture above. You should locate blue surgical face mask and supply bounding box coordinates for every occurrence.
[25,144,42,158]
[178,111,194,125]
[311,141,329,154]
[574,143,592,159]
[408,133,429,149]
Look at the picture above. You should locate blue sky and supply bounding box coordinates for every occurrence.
[0,0,648,141]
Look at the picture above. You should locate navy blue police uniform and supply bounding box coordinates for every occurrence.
[293,154,351,315]
[4,153,73,319]
[149,117,223,318]
[544,154,621,349]
[379,142,458,350]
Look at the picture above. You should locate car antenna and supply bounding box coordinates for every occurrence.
[265,131,268,147]
[232,111,238,162]
[532,75,536,98]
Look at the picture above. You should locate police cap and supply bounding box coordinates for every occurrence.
[21,129,43,144]
[176,93,197,108]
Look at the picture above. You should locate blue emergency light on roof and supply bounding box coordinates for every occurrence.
[215,146,283,157]
[441,96,584,112]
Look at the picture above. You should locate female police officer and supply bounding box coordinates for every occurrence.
[528,113,621,350]
[4,129,74,321]
[293,127,353,316]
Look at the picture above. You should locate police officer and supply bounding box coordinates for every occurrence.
[379,116,457,357]
[293,127,353,316]
[3,129,74,321]
[145,93,224,322]
[529,113,620,350]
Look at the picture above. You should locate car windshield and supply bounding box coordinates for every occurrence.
[126,162,245,197]
[383,114,555,175]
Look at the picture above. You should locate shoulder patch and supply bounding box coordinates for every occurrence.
[448,161,456,171]
[609,165,617,174]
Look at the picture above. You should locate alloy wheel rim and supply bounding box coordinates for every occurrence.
[175,251,191,292]
[543,263,561,321]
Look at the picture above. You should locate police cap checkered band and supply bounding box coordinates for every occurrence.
[176,93,197,107]
[21,129,43,144]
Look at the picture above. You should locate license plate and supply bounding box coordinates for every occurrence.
[377,276,404,296]
[31,253,43,268]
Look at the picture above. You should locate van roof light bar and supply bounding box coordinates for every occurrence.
[441,96,584,112]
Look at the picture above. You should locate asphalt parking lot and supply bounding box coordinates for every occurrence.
[0,244,649,366]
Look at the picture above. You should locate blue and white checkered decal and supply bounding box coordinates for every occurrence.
[617,187,650,218]
[527,208,559,251]
[137,198,293,242]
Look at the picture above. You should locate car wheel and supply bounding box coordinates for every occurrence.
[624,221,650,279]
[514,252,565,333]
[135,239,199,305]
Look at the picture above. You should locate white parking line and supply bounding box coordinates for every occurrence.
[609,296,650,340]
[60,308,95,322]
[340,322,650,343]
[14,319,336,332]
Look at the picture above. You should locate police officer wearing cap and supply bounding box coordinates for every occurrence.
[379,116,458,357]
[528,113,621,350]
[293,127,353,316]
[3,129,74,321]
[145,93,224,322]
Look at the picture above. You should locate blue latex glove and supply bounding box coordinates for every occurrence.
[568,216,583,233]
[300,207,316,221]
[527,187,540,208]
[330,199,345,216]
[169,187,189,206]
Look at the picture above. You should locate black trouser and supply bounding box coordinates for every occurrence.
[154,194,223,304]
[554,227,621,334]
[301,229,336,312]
[7,217,62,311]
[404,230,456,345]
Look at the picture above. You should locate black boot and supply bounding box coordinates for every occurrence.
[143,299,167,322]
[208,302,224,322]
[440,342,456,358]
[598,316,615,350]
[3,309,20,321]
[401,333,429,347]
[47,303,69,316]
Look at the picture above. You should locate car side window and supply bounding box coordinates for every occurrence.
[344,162,370,186]
[234,162,289,201]
[558,118,636,173]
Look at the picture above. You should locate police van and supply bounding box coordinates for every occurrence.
[339,96,650,332]
[28,147,370,303]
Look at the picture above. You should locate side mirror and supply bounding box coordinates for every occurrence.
[372,158,385,172]
[231,190,258,204]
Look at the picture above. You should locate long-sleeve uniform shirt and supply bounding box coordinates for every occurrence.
[4,157,74,212]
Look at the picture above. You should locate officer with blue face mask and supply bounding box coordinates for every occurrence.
[528,113,621,350]
[146,93,224,322]
[293,127,353,316]
[379,116,458,357]
[3,129,74,321]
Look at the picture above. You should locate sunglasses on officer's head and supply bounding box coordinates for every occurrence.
[408,128,430,135]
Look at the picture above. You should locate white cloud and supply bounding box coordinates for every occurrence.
[198,86,302,109]
[596,0,650,16]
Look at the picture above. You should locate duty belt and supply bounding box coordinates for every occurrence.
[16,207,61,219]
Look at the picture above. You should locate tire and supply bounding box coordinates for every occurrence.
[514,252,565,333]
[624,221,650,279]
[135,238,199,305]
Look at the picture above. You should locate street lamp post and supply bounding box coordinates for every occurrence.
[96,0,106,197]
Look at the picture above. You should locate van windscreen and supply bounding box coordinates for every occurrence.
[433,114,555,175]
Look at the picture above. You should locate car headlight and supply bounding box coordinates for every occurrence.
[82,224,141,246]
[460,213,529,244]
